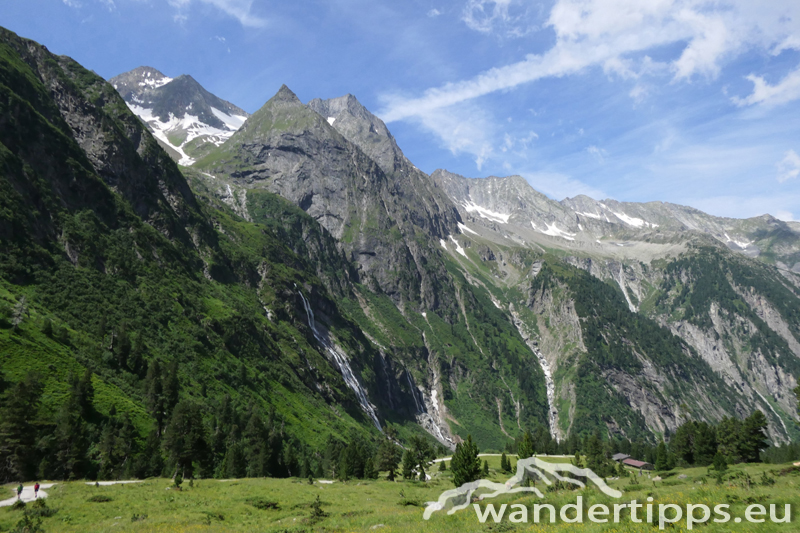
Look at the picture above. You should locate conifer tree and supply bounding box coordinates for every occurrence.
[655,441,671,471]
[740,410,769,463]
[518,430,535,459]
[401,450,415,480]
[163,400,208,479]
[376,439,401,481]
[450,435,481,487]
[0,373,43,482]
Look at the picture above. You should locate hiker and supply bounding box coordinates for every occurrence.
[34,482,40,499]
[16,483,23,500]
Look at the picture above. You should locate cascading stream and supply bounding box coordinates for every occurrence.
[509,305,560,442]
[298,291,382,430]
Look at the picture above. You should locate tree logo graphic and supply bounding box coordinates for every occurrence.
[423,457,622,520]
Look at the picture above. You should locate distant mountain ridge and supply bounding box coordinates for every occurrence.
[110,66,249,165]
[431,169,800,272]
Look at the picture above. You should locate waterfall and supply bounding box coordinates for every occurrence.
[405,369,422,413]
[298,291,382,431]
[509,305,560,442]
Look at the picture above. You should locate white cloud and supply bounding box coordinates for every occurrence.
[461,0,538,36]
[403,102,496,169]
[428,8,442,18]
[587,145,607,162]
[733,66,800,108]
[62,0,81,7]
[380,0,800,168]
[671,8,732,80]
[777,149,800,183]
[462,0,511,33]
[775,210,795,222]
[168,0,266,28]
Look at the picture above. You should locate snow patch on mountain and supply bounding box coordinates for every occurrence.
[327,117,336,125]
[536,222,576,241]
[458,222,478,235]
[612,211,658,228]
[126,103,246,166]
[463,201,511,224]
[449,236,467,257]
[210,107,247,130]
[724,233,753,249]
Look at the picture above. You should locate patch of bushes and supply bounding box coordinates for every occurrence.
[246,498,279,510]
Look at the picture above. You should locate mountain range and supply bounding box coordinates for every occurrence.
[2,26,800,484]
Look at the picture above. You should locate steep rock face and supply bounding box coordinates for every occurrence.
[561,248,800,442]
[308,95,461,241]
[516,259,763,441]
[0,28,222,265]
[195,86,427,303]
[196,86,462,311]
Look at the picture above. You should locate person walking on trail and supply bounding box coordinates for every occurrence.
[34,482,40,499]
[16,483,23,500]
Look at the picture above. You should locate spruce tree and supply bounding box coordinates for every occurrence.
[716,417,742,462]
[518,430,535,459]
[740,410,769,463]
[655,441,670,471]
[450,435,481,487]
[0,373,43,482]
[145,361,165,436]
[482,459,489,477]
[163,400,208,479]
[401,450,415,480]
[376,439,401,481]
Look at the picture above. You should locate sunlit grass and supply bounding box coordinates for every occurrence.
[1,460,798,532]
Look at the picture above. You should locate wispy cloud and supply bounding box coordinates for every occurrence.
[733,66,800,108]
[587,145,607,163]
[378,1,800,171]
[428,8,442,18]
[461,0,539,37]
[168,0,266,28]
[777,149,800,183]
[403,101,496,170]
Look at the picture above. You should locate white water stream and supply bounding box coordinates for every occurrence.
[509,306,560,442]
[298,291,382,430]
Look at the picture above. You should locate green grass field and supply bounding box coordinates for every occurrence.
[2,456,798,532]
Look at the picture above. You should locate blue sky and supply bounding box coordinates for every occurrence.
[3,0,800,220]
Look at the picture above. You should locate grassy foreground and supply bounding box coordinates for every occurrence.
[2,457,799,532]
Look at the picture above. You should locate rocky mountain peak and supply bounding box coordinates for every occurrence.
[110,66,248,166]
[307,93,402,174]
[273,84,302,104]
[110,66,172,99]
